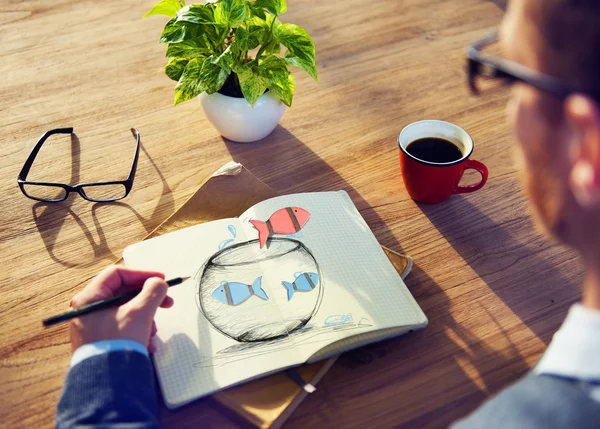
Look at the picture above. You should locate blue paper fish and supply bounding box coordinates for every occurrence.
[212,277,268,306]
[282,272,319,301]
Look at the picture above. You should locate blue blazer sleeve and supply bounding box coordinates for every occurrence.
[56,350,160,429]
[451,374,600,429]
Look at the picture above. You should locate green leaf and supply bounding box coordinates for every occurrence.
[160,18,202,43]
[176,4,215,24]
[262,34,280,55]
[200,55,231,93]
[165,39,211,57]
[246,1,266,19]
[165,57,191,81]
[257,54,287,72]
[258,55,294,106]
[211,45,234,74]
[284,53,317,81]
[236,64,269,106]
[215,0,246,27]
[253,0,287,15]
[262,14,281,53]
[234,26,261,51]
[143,0,185,18]
[174,57,208,105]
[245,13,280,38]
[264,13,282,33]
[250,14,280,58]
[277,23,317,81]
[268,72,295,107]
[160,18,182,42]
[191,25,230,53]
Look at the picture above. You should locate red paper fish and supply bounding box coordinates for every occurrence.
[250,207,311,248]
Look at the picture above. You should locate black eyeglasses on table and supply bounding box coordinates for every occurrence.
[466,30,600,102]
[17,128,140,203]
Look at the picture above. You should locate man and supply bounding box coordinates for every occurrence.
[56,267,172,429]
[453,0,600,427]
[57,1,600,428]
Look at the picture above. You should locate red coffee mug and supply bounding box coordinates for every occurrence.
[398,120,488,204]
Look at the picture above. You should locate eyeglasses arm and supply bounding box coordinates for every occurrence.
[468,30,499,53]
[465,30,600,101]
[126,128,141,186]
[17,128,74,181]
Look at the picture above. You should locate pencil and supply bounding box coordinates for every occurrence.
[42,276,190,327]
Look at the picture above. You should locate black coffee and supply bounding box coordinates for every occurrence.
[406,138,463,163]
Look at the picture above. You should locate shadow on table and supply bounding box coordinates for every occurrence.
[32,138,173,267]
[418,195,580,346]
[91,143,175,237]
[394,265,531,427]
[32,201,117,267]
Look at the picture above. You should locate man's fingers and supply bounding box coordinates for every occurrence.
[151,321,157,337]
[92,266,165,293]
[70,287,110,309]
[70,292,86,309]
[70,266,165,308]
[160,295,175,308]
[125,277,168,319]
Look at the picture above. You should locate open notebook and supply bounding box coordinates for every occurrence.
[123,191,428,408]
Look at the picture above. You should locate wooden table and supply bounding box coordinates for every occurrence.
[0,0,583,427]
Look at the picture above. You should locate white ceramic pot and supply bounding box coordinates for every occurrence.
[199,91,286,143]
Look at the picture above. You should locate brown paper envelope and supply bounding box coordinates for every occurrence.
[136,165,413,429]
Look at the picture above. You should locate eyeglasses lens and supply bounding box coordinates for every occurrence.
[22,184,67,202]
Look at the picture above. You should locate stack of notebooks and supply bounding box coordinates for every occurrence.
[122,163,426,428]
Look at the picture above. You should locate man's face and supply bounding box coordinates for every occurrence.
[500,1,578,244]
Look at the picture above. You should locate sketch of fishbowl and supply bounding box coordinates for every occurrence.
[197,238,323,342]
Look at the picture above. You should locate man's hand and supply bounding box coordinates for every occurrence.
[69,266,175,353]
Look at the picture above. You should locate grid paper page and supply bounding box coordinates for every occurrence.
[240,191,428,363]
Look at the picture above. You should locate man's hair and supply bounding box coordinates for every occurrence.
[529,0,600,92]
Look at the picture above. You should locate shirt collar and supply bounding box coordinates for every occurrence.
[535,304,600,381]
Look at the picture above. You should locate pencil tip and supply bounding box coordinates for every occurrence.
[181,276,191,282]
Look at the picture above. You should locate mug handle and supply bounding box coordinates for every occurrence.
[454,159,488,194]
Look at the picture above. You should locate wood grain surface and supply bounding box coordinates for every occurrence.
[0,0,583,428]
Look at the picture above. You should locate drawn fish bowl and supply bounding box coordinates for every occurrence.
[197,238,323,342]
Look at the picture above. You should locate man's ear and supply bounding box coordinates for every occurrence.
[565,94,600,208]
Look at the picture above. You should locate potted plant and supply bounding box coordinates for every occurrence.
[144,0,318,143]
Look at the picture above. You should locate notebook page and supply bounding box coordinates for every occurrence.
[123,218,305,407]
[239,191,428,362]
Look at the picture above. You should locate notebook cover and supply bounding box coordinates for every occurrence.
[136,162,413,429]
